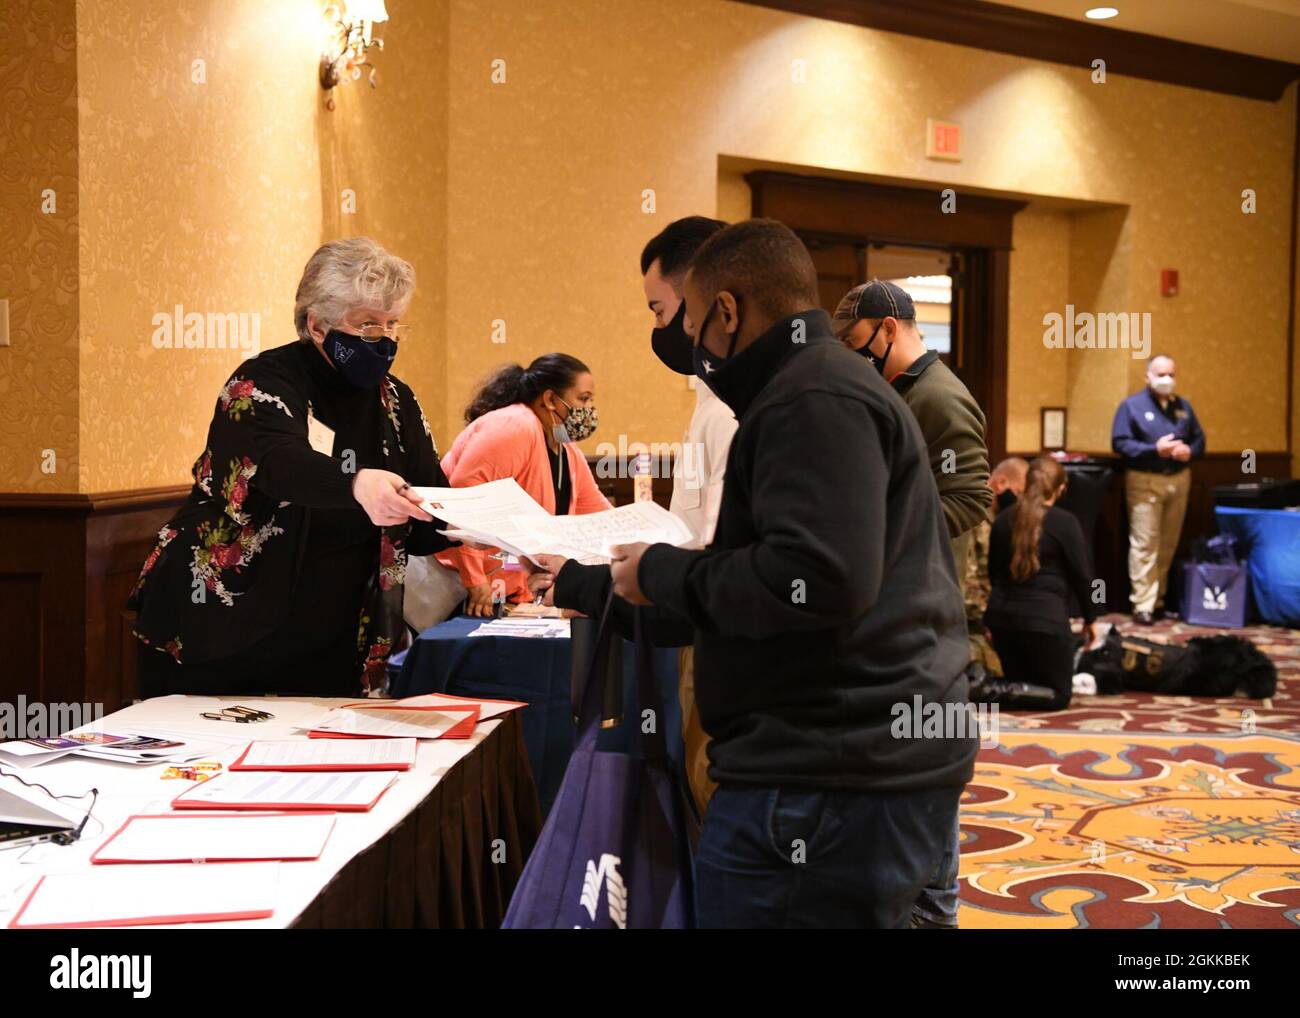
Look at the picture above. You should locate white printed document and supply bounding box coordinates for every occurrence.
[0,739,82,766]
[231,737,417,771]
[171,770,395,811]
[92,812,336,864]
[411,477,696,563]
[376,693,526,722]
[311,707,474,740]
[9,863,280,928]
[469,617,571,639]
[412,478,550,557]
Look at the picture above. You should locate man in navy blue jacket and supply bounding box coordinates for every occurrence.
[1111,355,1206,624]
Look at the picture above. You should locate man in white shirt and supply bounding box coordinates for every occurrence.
[640,216,737,813]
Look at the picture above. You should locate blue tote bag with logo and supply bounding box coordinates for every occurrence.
[1182,534,1249,628]
[502,596,696,929]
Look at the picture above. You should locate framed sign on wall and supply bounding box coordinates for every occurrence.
[1041,407,1067,451]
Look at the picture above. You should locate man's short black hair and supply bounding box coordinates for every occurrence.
[687,218,820,321]
[639,216,727,281]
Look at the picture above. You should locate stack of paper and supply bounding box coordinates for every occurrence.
[468,617,571,639]
[0,730,223,768]
[68,731,226,766]
[0,739,83,767]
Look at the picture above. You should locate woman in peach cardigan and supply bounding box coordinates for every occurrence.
[437,353,611,616]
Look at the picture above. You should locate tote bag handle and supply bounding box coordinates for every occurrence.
[574,594,669,765]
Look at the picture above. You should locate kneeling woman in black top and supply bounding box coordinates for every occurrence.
[984,457,1097,710]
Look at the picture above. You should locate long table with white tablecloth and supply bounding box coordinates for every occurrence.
[0,695,542,929]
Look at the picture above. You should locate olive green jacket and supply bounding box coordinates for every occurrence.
[891,351,992,571]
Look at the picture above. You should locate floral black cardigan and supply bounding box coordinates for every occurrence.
[129,340,454,693]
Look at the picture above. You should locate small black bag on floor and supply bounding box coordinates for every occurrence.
[1077,629,1276,699]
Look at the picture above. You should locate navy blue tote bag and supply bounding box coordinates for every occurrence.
[502,596,697,929]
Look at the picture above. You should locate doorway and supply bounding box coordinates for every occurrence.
[745,171,1025,464]
[806,240,957,366]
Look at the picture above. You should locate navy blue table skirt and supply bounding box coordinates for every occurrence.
[390,617,682,813]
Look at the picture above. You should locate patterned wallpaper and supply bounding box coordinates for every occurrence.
[1066,206,1134,454]
[322,0,449,454]
[2,0,1296,492]
[1007,208,1071,453]
[0,0,79,493]
[75,0,326,493]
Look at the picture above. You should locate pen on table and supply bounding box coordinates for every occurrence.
[200,712,255,723]
[226,705,274,719]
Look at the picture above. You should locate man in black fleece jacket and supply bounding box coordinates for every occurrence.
[536,220,976,928]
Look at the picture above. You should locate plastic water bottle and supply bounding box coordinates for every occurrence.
[633,451,653,503]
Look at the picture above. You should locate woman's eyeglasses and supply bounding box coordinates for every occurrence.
[350,324,412,344]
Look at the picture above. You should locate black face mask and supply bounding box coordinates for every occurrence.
[326,329,397,389]
[691,295,741,397]
[856,320,892,376]
[996,489,1018,513]
[651,301,695,376]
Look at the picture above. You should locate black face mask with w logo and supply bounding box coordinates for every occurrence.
[326,329,397,389]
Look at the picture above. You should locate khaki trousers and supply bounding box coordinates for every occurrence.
[1125,468,1192,614]
[677,646,717,817]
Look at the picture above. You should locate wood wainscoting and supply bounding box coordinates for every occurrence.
[0,464,654,714]
[0,487,189,716]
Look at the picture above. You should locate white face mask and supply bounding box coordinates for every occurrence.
[1150,374,1175,397]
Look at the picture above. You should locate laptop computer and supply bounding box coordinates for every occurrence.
[0,786,78,849]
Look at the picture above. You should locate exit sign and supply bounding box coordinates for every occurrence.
[926,118,962,161]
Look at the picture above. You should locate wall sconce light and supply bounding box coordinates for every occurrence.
[320,0,389,110]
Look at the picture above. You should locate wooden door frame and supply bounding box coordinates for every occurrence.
[746,170,1024,464]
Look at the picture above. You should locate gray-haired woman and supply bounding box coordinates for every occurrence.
[130,237,455,697]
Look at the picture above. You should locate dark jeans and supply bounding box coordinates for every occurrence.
[987,625,1075,710]
[695,784,961,929]
[912,809,962,928]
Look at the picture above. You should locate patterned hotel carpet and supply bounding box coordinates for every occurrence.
[958,615,1300,929]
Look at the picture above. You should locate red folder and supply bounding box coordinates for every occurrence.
[90,811,336,864]
[7,877,274,928]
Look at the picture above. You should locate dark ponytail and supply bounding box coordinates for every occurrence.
[463,353,590,424]
[1010,457,1066,582]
